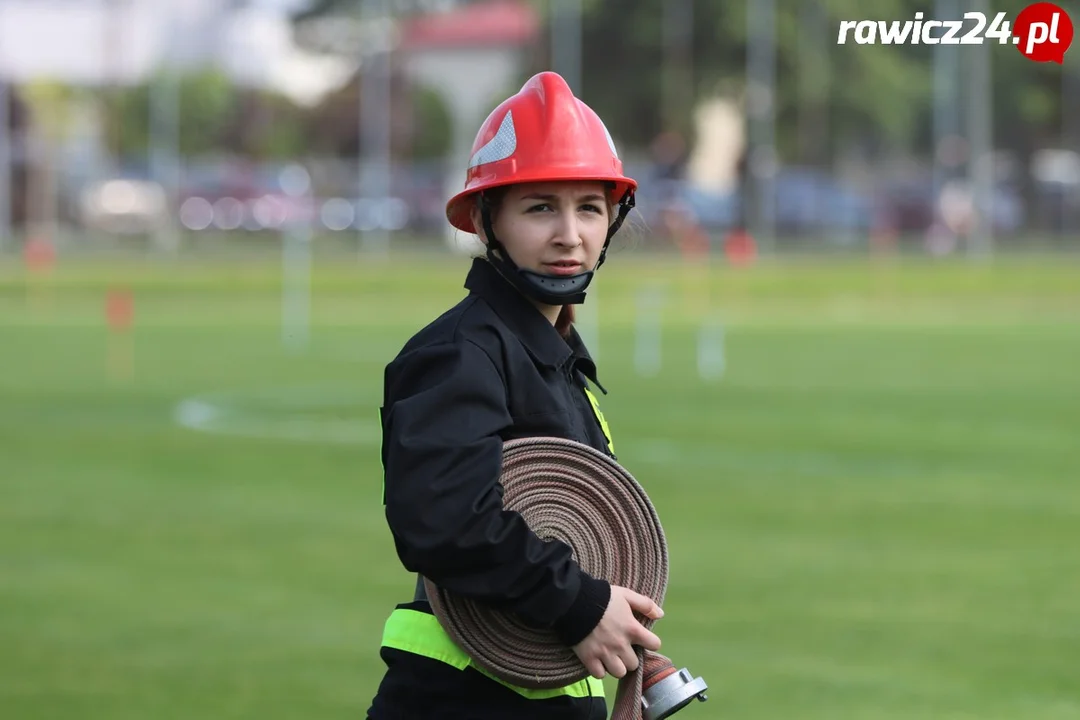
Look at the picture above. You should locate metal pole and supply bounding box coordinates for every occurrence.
[551,0,600,358]
[550,0,581,94]
[360,0,392,258]
[662,0,693,134]
[966,0,993,257]
[0,0,10,250]
[933,0,961,194]
[1064,35,1080,236]
[281,164,312,352]
[104,0,124,177]
[149,10,180,254]
[797,0,827,242]
[746,0,776,252]
[0,72,11,251]
[634,285,666,377]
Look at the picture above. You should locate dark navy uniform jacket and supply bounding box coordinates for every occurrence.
[378,256,616,648]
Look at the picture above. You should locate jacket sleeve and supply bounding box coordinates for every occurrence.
[380,338,610,647]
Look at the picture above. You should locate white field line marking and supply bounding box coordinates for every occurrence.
[173,391,380,446]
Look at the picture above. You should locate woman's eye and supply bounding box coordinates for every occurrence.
[527,203,551,212]
[580,204,602,213]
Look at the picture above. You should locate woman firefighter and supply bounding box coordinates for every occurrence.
[367,71,664,720]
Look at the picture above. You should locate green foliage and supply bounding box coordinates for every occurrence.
[175,69,235,156]
[19,79,81,141]
[536,0,1066,161]
[409,84,454,159]
[104,67,310,160]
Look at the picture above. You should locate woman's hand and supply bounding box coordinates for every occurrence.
[572,585,663,679]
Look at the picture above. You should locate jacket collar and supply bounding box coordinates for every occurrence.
[564,324,606,394]
[464,258,605,391]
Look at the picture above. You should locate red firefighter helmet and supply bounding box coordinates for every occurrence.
[446,71,637,234]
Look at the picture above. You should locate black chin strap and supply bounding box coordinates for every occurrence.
[479,188,635,306]
[595,188,635,271]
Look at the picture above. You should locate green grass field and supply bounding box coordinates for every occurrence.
[2,250,1079,719]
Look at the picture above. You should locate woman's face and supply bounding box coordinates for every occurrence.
[473,181,612,278]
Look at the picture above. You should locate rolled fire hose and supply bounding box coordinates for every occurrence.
[423,436,708,720]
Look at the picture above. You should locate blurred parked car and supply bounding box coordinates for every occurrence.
[640,167,875,237]
[79,177,168,235]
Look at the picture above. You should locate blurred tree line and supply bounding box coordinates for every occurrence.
[564,0,1068,163]
[97,67,453,163]
[18,0,1065,174]
[4,0,1070,230]
[294,0,1071,170]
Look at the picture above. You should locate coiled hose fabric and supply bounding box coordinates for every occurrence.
[423,436,674,720]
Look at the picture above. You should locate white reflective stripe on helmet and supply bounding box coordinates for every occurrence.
[468,110,517,169]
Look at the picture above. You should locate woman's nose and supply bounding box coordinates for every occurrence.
[553,212,582,246]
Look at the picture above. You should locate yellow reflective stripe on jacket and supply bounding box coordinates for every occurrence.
[582,386,615,454]
[381,608,604,700]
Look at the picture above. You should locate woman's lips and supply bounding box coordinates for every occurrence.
[544,262,583,276]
